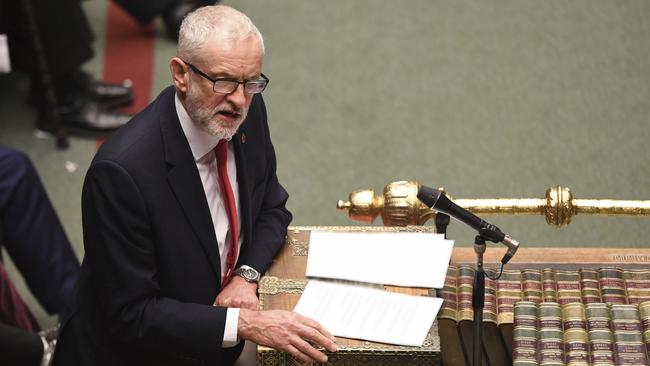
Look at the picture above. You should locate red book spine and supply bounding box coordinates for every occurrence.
[438,265,458,321]
[556,270,582,305]
[497,269,523,326]
[457,265,475,321]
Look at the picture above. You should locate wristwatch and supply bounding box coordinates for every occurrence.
[233,265,260,283]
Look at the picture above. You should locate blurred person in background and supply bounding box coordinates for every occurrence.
[113,0,218,40]
[0,145,81,365]
[0,0,134,134]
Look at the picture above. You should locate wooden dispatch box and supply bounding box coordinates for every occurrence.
[256,226,442,366]
[257,225,650,366]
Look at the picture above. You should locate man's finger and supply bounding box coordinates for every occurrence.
[285,344,318,364]
[218,299,230,307]
[297,318,337,352]
[302,328,337,353]
[292,337,328,363]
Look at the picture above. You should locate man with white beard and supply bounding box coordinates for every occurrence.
[53,5,337,366]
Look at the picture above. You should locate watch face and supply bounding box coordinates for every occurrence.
[238,267,259,282]
[243,269,256,279]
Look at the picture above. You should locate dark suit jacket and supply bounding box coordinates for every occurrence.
[54,86,292,366]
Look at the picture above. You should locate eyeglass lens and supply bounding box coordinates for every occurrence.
[213,80,267,94]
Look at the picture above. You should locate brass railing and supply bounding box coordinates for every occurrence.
[336,181,650,227]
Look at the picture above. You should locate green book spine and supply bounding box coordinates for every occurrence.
[437,265,468,366]
[610,304,648,365]
[580,268,602,304]
[638,301,650,364]
[623,269,650,305]
[543,268,558,303]
[513,301,539,366]
[562,303,590,366]
[497,269,523,356]
[598,267,626,305]
[523,269,543,304]
[556,270,582,305]
[539,302,565,365]
[585,302,615,366]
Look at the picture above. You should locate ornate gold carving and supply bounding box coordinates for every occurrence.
[337,182,650,228]
[545,185,575,226]
[258,276,306,295]
[336,181,434,226]
[290,225,436,232]
[257,325,441,366]
[288,236,308,256]
[258,347,441,366]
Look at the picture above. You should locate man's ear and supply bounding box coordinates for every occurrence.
[170,57,189,94]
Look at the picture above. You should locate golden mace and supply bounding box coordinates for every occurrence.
[336,181,650,227]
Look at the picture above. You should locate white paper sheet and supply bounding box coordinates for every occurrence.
[306,231,454,288]
[294,280,442,347]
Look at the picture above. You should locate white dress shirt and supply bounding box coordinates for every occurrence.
[175,93,241,347]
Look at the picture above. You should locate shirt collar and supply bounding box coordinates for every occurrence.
[175,92,224,161]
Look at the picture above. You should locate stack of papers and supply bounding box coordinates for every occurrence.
[295,280,442,346]
[293,231,454,346]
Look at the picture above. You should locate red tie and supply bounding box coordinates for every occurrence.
[215,140,239,286]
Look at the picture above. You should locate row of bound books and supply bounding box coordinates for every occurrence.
[513,301,650,365]
[437,265,650,366]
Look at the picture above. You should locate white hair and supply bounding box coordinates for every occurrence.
[178,5,265,63]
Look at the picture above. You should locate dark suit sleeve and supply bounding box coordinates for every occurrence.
[82,159,227,358]
[242,97,292,273]
[0,146,79,317]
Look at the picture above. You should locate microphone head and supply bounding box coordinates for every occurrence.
[416,185,443,208]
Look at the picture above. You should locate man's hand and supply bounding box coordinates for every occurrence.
[214,276,259,310]
[238,309,337,363]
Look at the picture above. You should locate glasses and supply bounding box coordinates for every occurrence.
[182,60,269,94]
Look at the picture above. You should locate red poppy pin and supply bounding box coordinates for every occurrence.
[241,133,247,144]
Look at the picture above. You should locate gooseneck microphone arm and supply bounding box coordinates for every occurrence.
[416,185,520,264]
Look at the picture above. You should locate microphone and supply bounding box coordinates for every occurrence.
[416,185,520,264]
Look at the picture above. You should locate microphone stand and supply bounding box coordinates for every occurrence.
[472,235,486,366]
[435,212,490,366]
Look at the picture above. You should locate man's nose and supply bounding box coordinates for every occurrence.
[226,83,247,107]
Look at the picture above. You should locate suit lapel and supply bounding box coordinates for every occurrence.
[160,89,221,281]
[233,129,252,267]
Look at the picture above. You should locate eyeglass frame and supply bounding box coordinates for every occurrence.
[181,59,269,94]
